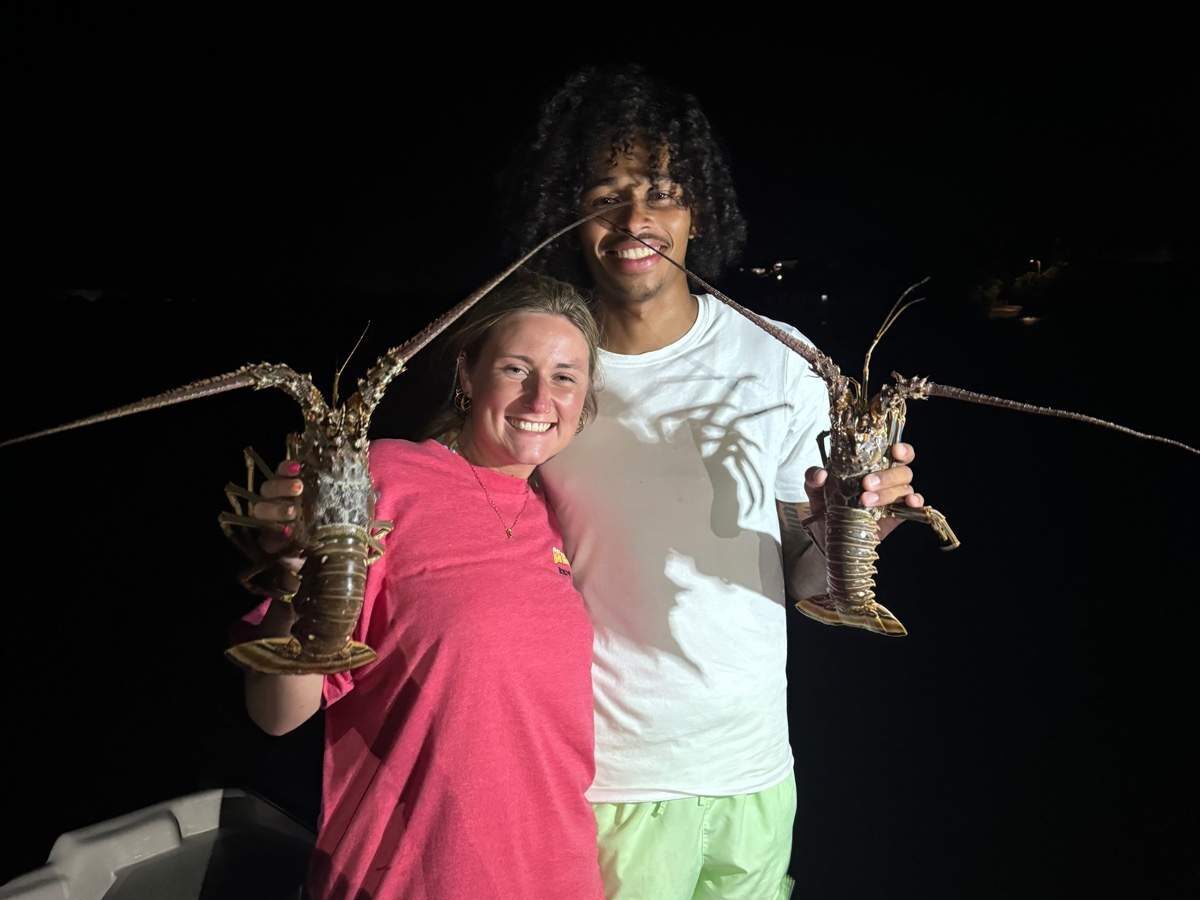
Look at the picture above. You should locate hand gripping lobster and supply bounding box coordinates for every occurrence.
[0,207,626,674]
[604,224,1199,637]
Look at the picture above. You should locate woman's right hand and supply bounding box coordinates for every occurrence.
[253,459,306,594]
[237,458,325,735]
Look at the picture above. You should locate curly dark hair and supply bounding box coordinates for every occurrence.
[507,64,747,288]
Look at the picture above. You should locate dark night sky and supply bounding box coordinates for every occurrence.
[4,13,1199,898]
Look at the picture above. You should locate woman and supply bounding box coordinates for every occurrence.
[238,273,604,900]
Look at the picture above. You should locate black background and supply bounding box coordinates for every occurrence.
[5,11,1199,898]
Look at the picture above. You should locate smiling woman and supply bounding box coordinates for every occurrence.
[454,308,594,477]
[426,272,601,459]
[237,272,606,900]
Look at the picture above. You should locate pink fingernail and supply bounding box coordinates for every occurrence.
[285,461,301,475]
[291,481,303,494]
[281,525,293,538]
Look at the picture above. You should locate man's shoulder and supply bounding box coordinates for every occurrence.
[698,294,820,360]
[696,295,829,409]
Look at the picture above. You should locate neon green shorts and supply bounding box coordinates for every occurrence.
[592,773,796,900]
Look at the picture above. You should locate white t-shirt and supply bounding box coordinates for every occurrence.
[540,293,831,802]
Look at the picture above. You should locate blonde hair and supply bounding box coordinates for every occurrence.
[424,271,601,440]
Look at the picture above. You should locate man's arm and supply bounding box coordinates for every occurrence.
[776,498,828,605]
[778,442,925,605]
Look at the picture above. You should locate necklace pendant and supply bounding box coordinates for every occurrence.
[463,455,529,542]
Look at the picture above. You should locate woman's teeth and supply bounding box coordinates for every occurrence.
[510,419,554,433]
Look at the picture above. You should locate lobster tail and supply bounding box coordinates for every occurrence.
[795,474,908,637]
[226,523,380,675]
[223,439,391,676]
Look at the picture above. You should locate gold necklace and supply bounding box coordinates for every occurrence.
[465,460,531,538]
[449,437,532,539]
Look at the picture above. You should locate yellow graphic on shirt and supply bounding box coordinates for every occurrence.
[552,547,571,568]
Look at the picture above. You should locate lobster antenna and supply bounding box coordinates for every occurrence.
[0,369,263,449]
[589,219,1198,460]
[862,278,929,401]
[349,203,637,421]
[332,321,371,409]
[924,380,1200,456]
[4,208,634,453]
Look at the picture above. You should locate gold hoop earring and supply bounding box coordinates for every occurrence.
[454,386,472,414]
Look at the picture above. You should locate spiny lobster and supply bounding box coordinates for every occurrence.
[0,207,622,674]
[609,225,1200,637]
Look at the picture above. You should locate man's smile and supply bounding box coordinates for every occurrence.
[602,238,670,274]
[609,246,658,260]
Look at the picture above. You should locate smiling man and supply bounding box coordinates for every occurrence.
[515,65,923,899]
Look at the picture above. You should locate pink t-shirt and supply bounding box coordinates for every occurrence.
[305,439,601,899]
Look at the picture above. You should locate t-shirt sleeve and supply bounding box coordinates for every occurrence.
[774,326,832,503]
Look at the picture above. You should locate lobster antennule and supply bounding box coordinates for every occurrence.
[861,278,929,402]
[921,379,1200,456]
[332,321,372,410]
[348,203,636,420]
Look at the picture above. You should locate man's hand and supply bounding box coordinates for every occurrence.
[803,443,924,547]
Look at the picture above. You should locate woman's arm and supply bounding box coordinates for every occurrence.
[242,597,324,735]
[239,460,323,736]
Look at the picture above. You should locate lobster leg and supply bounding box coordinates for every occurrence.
[883,502,961,550]
[366,520,394,562]
[219,447,299,601]
[816,430,831,470]
[220,446,288,552]
[244,445,276,483]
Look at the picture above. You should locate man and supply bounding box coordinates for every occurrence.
[518,65,923,899]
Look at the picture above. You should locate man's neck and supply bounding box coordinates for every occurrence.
[596,286,699,355]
